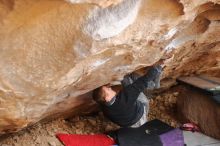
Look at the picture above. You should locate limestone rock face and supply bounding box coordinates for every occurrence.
[67,0,123,8]
[0,0,220,134]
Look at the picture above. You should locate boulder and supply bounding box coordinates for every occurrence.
[0,0,220,133]
[177,85,220,139]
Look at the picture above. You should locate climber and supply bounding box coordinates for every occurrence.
[92,65,162,128]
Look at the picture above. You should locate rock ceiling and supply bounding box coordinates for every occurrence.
[0,0,220,134]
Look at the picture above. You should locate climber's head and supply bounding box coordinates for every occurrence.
[92,84,116,104]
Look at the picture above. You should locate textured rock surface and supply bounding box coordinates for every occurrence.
[0,0,220,133]
[67,0,123,8]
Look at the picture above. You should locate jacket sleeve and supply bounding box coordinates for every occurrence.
[116,65,162,105]
[121,73,141,87]
[116,74,151,105]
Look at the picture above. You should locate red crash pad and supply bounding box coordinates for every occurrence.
[56,134,116,146]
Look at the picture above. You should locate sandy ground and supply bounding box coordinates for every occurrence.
[0,89,180,146]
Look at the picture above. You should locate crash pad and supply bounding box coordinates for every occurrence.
[160,128,184,146]
[56,134,115,146]
[183,131,220,146]
[108,119,173,146]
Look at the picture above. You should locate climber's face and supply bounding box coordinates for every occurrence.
[102,85,116,102]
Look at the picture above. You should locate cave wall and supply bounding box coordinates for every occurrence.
[0,0,220,134]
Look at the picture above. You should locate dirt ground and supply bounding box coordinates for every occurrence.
[0,89,180,146]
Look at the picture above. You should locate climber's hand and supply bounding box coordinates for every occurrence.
[154,59,166,68]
